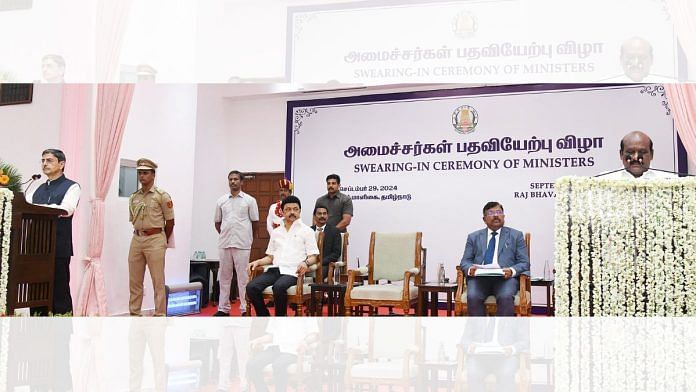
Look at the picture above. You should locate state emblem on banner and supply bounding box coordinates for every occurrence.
[452,11,478,39]
[452,105,478,134]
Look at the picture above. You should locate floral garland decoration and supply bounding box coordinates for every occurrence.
[274,200,283,218]
[685,184,696,314]
[553,176,571,317]
[0,188,13,316]
[555,318,696,390]
[554,177,696,316]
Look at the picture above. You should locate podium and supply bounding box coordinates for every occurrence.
[554,177,696,316]
[0,191,65,314]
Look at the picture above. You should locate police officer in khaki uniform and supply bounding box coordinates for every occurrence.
[128,158,175,316]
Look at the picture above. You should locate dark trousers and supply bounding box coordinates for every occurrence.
[247,346,297,392]
[322,264,329,283]
[53,256,73,314]
[246,268,297,316]
[468,355,519,391]
[466,276,519,316]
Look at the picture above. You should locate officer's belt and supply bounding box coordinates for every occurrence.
[133,228,163,236]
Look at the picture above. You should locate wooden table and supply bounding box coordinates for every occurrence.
[531,278,554,316]
[417,360,458,391]
[417,283,458,316]
[309,283,350,316]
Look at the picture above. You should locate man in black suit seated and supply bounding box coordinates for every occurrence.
[310,206,342,281]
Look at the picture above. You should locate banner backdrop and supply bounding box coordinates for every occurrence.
[287,84,680,304]
[287,0,680,84]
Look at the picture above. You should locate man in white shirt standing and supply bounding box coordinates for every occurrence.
[246,196,320,316]
[27,148,81,315]
[602,131,677,179]
[214,170,259,316]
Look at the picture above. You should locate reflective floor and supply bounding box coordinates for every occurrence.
[1,317,690,391]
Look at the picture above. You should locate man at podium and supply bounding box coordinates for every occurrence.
[26,149,81,315]
[602,131,677,179]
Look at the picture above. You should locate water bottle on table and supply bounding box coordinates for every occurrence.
[437,263,445,285]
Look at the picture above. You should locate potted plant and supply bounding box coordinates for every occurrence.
[0,161,22,192]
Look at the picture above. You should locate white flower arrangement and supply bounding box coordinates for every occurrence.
[0,188,13,316]
[555,318,696,391]
[555,177,696,316]
[554,177,571,317]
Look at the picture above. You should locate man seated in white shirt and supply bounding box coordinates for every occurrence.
[246,196,320,316]
[601,131,677,180]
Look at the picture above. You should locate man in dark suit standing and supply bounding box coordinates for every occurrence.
[28,149,81,315]
[460,201,529,316]
[310,206,342,281]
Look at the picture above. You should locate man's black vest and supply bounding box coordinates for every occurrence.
[32,174,78,258]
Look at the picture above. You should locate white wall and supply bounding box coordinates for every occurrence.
[101,84,198,315]
[119,0,197,82]
[0,1,95,82]
[2,84,62,175]
[223,96,288,172]
[190,86,232,258]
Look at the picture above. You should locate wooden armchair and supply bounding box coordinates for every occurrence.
[344,318,423,390]
[344,232,423,316]
[245,232,324,316]
[247,319,320,390]
[455,344,531,392]
[455,318,531,391]
[454,233,531,316]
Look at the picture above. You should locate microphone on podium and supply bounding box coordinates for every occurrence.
[23,174,42,193]
[595,153,644,176]
[624,153,693,176]
[622,152,644,165]
[597,153,693,177]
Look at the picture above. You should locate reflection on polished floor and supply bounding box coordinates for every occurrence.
[0,317,558,391]
[6,317,691,390]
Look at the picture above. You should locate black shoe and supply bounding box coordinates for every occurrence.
[213,311,229,317]
[240,311,247,317]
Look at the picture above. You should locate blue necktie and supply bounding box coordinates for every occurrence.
[483,232,498,265]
